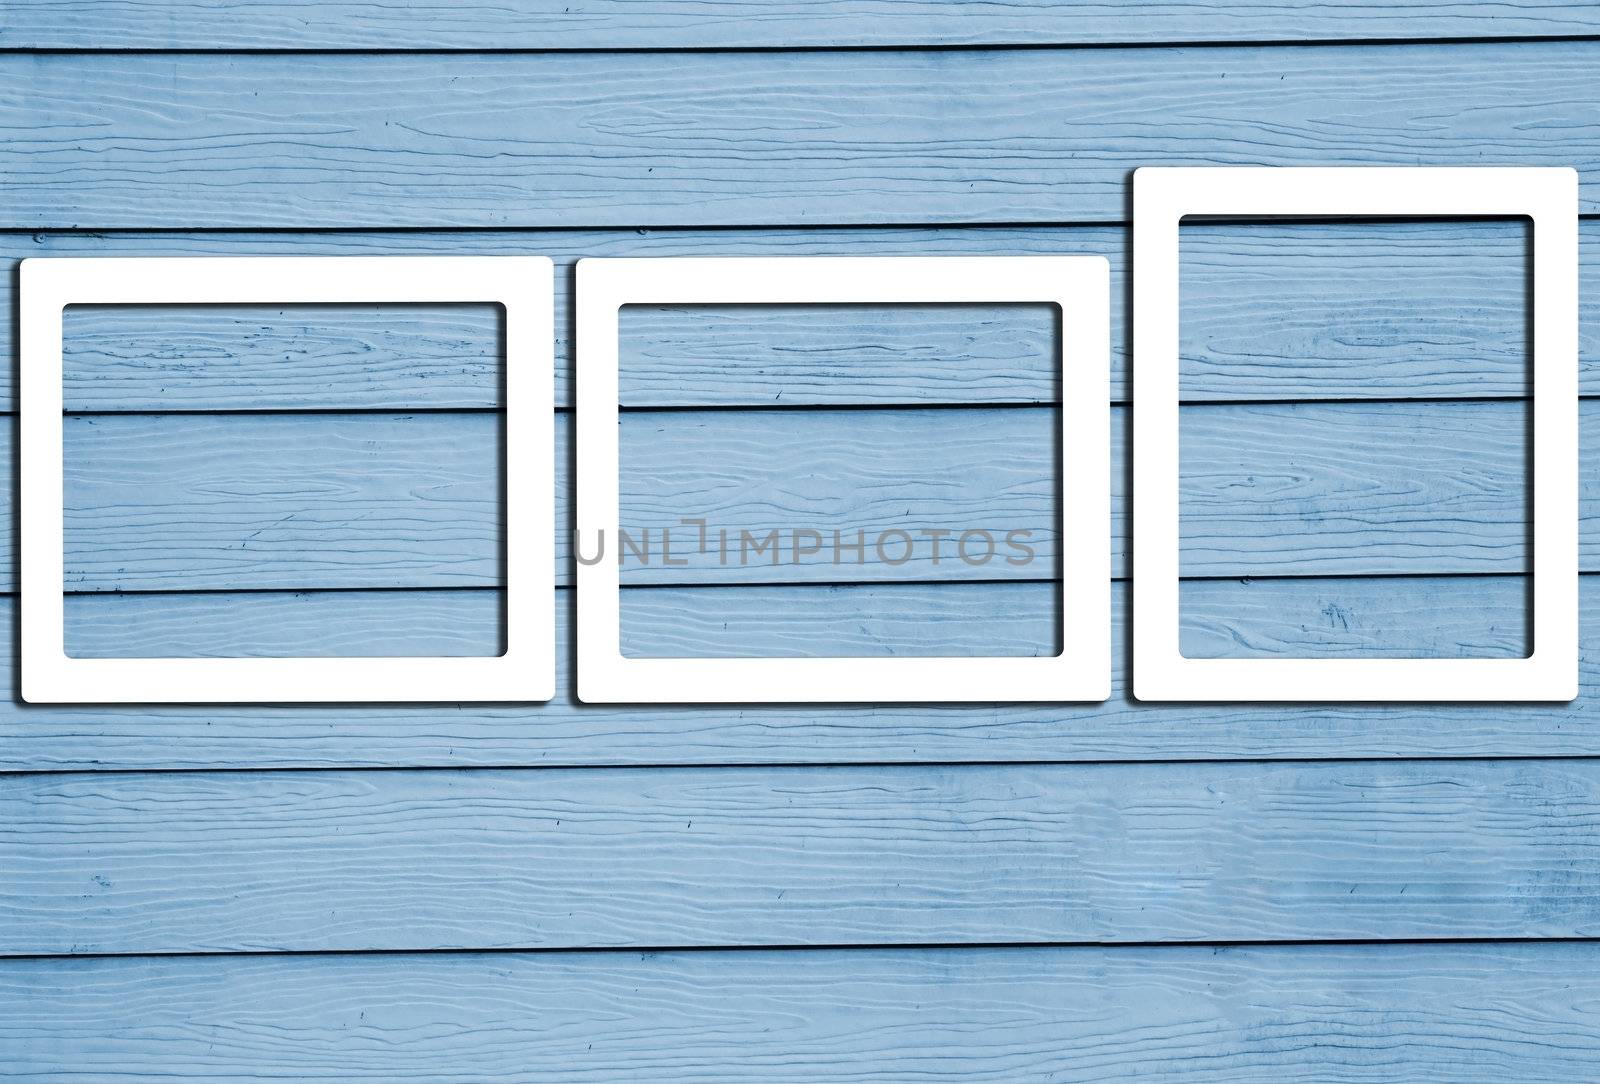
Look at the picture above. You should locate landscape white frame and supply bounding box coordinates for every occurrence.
[20,256,555,704]
[1133,166,1579,702]
[576,256,1110,703]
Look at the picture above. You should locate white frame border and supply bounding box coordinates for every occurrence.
[1133,166,1579,702]
[576,256,1110,704]
[21,256,555,704]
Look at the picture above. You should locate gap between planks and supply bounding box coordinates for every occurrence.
[9,213,1600,235]
[9,933,1600,964]
[6,34,1600,58]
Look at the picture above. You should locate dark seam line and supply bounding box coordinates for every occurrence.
[603,568,1539,588]
[612,395,1539,413]
[63,583,514,597]
[47,394,1558,421]
[64,582,1004,597]
[10,222,1118,235]
[7,753,1600,783]
[60,405,507,418]
[41,565,1563,602]
[4,214,1595,234]
[3,935,1599,964]
[48,567,1555,602]
[52,582,1003,598]
[2,32,1600,57]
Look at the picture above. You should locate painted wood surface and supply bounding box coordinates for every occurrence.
[8,8,1597,1078]
[9,0,1600,50]
[8,756,1600,953]
[56,576,1529,663]
[5,575,1592,771]
[11,220,1579,411]
[7,44,1600,228]
[8,944,1600,1083]
[49,398,1548,592]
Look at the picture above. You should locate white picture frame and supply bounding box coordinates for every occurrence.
[21,256,555,704]
[575,256,1111,704]
[1132,166,1578,702]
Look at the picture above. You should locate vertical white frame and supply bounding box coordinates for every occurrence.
[21,256,555,704]
[1133,166,1578,702]
[576,256,1111,704]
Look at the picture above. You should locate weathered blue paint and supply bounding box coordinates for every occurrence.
[6,45,1600,227]
[0,575,1588,772]
[48,399,1554,592]
[9,0,1600,51]
[5,758,1598,954]
[8,944,1600,1082]
[4,4,1596,1079]
[8,220,1578,410]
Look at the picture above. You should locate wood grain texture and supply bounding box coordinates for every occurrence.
[6,44,1600,228]
[8,755,1600,953]
[59,574,1525,662]
[2,15,1593,1079]
[8,574,1593,770]
[8,0,1600,50]
[9,761,1600,952]
[53,397,1548,593]
[62,411,507,593]
[28,218,1563,411]
[8,944,1600,1083]
[62,301,508,412]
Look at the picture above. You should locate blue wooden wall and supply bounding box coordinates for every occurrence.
[5,3,1600,1079]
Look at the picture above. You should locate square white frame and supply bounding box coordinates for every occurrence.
[21,256,555,704]
[1133,166,1579,702]
[576,256,1110,703]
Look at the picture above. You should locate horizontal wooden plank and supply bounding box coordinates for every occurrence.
[35,219,1559,410]
[0,396,1546,596]
[9,573,1593,770]
[63,411,508,593]
[60,575,1526,662]
[8,944,1600,1082]
[54,397,1549,593]
[62,301,508,411]
[9,218,1572,410]
[6,755,1600,953]
[8,0,1600,50]
[6,44,1600,228]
